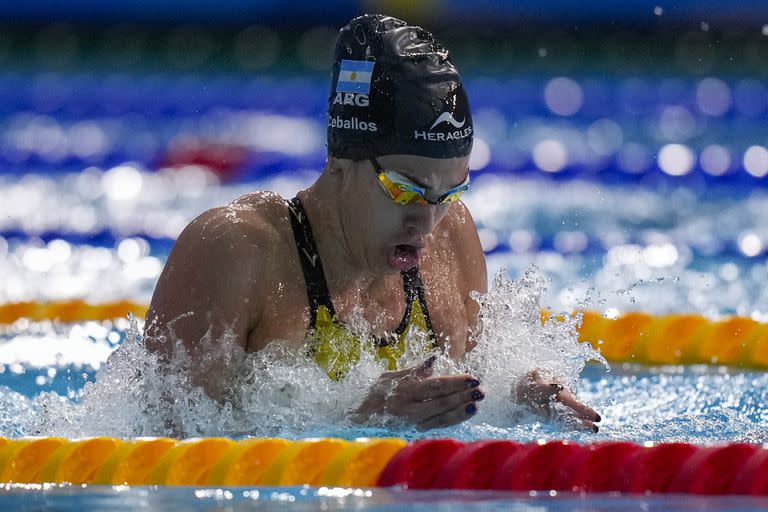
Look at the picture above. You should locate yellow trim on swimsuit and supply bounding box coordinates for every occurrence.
[308,300,433,381]
[288,195,435,381]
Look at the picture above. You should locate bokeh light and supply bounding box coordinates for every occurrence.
[532,139,568,173]
[738,232,763,257]
[543,77,583,116]
[700,144,731,176]
[658,144,695,176]
[743,146,768,178]
[103,164,144,201]
[469,138,491,171]
[695,78,731,116]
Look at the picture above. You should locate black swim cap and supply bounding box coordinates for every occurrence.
[327,14,473,160]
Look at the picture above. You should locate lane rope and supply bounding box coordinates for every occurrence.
[0,437,765,494]
[1,301,766,368]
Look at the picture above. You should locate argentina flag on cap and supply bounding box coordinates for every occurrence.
[335,60,375,94]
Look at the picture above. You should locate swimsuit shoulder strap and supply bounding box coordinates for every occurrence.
[288,196,434,339]
[287,196,336,326]
[395,266,435,337]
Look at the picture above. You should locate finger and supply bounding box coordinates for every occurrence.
[417,401,479,431]
[411,355,437,379]
[383,356,436,382]
[408,374,481,401]
[554,389,601,423]
[549,383,565,395]
[403,387,485,421]
[580,418,599,433]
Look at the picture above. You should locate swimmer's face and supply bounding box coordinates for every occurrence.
[343,154,471,274]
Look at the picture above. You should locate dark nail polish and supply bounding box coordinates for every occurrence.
[465,379,480,388]
[592,424,599,433]
[471,390,485,401]
[465,403,477,415]
[594,413,602,422]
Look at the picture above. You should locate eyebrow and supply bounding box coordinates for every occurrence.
[372,157,468,192]
[397,170,470,193]
[396,171,430,190]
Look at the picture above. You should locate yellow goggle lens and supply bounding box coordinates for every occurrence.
[377,171,468,206]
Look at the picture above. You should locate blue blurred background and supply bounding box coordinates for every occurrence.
[2,0,768,304]
[0,1,766,184]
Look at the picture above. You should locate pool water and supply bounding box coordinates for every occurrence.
[2,485,768,511]
[2,328,767,444]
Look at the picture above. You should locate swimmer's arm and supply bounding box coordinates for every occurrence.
[144,207,264,400]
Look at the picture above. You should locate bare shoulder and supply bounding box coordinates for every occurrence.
[169,191,294,290]
[196,191,288,242]
[145,191,293,347]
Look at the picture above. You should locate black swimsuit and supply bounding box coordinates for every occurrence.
[287,196,436,379]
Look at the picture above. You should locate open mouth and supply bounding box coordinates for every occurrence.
[389,244,421,271]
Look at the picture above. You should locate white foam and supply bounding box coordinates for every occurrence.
[27,267,604,439]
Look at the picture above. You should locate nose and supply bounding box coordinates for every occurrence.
[403,204,442,235]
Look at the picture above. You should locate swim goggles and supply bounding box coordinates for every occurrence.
[369,157,470,206]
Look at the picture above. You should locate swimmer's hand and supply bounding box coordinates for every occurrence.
[515,370,601,432]
[350,356,484,431]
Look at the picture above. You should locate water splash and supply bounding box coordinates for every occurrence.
[24,266,604,439]
[6,266,767,443]
[462,267,606,430]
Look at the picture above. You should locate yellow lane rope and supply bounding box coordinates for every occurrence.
[0,437,405,487]
[0,301,766,368]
